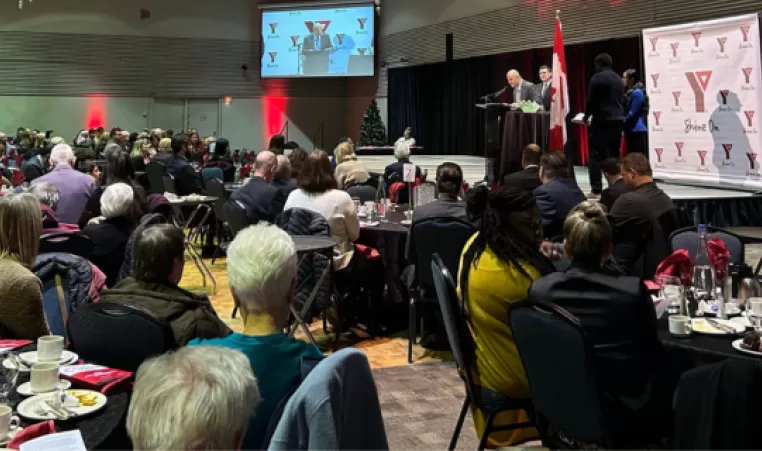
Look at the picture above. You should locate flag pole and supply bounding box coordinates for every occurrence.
[556,10,560,19]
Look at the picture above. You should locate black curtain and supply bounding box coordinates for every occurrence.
[387,36,642,160]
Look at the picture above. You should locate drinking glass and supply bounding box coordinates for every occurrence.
[749,299,762,335]
[656,275,684,315]
[0,355,19,403]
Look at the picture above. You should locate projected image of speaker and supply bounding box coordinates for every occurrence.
[260,2,375,78]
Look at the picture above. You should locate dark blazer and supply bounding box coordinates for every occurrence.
[534,177,586,239]
[81,217,134,287]
[303,33,332,51]
[536,82,552,111]
[502,166,541,193]
[585,68,625,122]
[528,263,672,441]
[600,178,629,212]
[152,151,173,164]
[231,176,286,224]
[165,155,203,196]
[512,80,540,103]
[272,177,297,198]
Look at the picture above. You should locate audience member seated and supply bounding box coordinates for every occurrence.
[190,224,323,448]
[409,162,467,226]
[29,183,80,234]
[82,161,100,182]
[127,346,260,450]
[166,134,204,196]
[458,185,556,447]
[272,155,297,198]
[82,183,138,286]
[232,151,285,224]
[287,147,308,178]
[101,224,231,345]
[529,201,673,445]
[384,142,422,188]
[31,144,96,224]
[152,138,172,164]
[534,151,585,239]
[502,144,543,192]
[610,153,674,271]
[333,141,369,189]
[0,194,49,339]
[600,157,628,211]
[20,147,50,182]
[78,150,147,228]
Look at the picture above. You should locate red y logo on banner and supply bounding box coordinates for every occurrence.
[672,91,681,106]
[290,36,299,47]
[653,111,662,126]
[269,23,278,34]
[685,70,713,112]
[670,42,680,57]
[723,144,733,160]
[268,52,277,63]
[742,67,753,84]
[651,73,659,88]
[740,25,751,42]
[697,150,708,166]
[717,37,727,52]
[675,142,684,157]
[649,37,659,52]
[655,148,664,162]
[748,153,758,169]
[692,32,702,48]
[745,110,756,127]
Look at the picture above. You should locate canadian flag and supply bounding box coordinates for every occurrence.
[549,15,569,152]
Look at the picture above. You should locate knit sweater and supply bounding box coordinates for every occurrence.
[334,159,369,189]
[0,258,49,339]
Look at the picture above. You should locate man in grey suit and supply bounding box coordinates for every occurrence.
[302,23,332,52]
[507,69,540,107]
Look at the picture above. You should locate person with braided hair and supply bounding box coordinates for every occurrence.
[458,185,556,447]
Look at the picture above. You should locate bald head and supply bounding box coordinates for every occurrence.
[254,150,277,182]
[507,69,522,88]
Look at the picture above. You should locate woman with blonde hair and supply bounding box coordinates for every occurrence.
[333,141,369,189]
[0,194,49,339]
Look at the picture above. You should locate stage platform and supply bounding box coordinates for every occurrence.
[358,154,762,227]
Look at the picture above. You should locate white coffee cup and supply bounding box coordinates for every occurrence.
[37,335,64,362]
[30,363,60,393]
[0,405,19,437]
[669,315,692,336]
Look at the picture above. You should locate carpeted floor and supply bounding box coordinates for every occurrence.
[373,362,478,449]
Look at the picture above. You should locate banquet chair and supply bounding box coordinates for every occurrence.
[200,167,223,188]
[205,178,230,265]
[145,161,166,195]
[430,254,534,450]
[39,232,94,260]
[162,174,176,195]
[408,217,475,363]
[346,184,377,203]
[670,225,750,268]
[67,302,177,373]
[509,299,611,449]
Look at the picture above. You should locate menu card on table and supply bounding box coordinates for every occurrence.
[59,364,132,392]
[0,339,32,354]
[20,430,86,451]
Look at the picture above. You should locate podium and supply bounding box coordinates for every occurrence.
[301,50,329,75]
[500,111,550,181]
[476,103,511,183]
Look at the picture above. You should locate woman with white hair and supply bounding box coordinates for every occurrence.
[82,182,139,286]
[190,223,322,449]
[127,346,260,450]
[382,141,422,203]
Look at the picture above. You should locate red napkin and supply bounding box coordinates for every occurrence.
[707,236,730,280]
[7,420,55,450]
[654,249,693,286]
[355,244,380,260]
[0,340,32,351]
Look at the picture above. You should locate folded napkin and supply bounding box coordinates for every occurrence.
[355,244,380,260]
[0,340,32,354]
[654,249,693,286]
[59,365,133,394]
[7,420,55,450]
[707,236,730,280]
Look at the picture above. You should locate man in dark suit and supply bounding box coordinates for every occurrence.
[528,201,673,445]
[584,53,625,197]
[534,151,585,239]
[231,150,286,224]
[599,157,628,211]
[502,144,542,192]
[536,65,552,111]
[506,69,540,106]
[302,23,332,52]
[165,134,204,196]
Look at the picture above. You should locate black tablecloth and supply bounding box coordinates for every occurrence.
[8,346,130,449]
[358,210,411,305]
[499,111,549,180]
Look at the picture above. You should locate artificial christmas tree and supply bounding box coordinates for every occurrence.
[358,99,386,146]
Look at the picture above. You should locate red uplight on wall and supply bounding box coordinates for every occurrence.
[262,95,287,141]
[85,94,106,129]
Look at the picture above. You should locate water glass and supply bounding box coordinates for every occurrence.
[0,355,19,403]
[749,299,762,335]
[377,200,387,219]
[657,275,684,315]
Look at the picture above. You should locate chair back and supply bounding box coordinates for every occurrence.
[346,185,377,203]
[430,254,479,401]
[205,178,228,222]
[223,200,250,236]
[162,174,176,194]
[670,226,744,264]
[67,302,177,372]
[40,273,71,338]
[414,181,437,206]
[145,161,166,195]
[412,217,475,296]
[200,167,224,187]
[509,299,609,447]
[39,232,94,260]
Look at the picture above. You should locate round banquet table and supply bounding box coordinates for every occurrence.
[357,209,411,306]
[7,345,130,450]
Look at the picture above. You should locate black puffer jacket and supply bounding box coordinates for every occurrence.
[33,252,105,311]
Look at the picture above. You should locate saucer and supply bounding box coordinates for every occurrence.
[18,351,78,366]
[16,380,71,396]
[0,425,20,446]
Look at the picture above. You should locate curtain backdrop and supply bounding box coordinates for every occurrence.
[387,36,643,164]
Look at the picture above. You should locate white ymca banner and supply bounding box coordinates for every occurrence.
[643,14,762,189]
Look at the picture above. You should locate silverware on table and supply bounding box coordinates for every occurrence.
[707,318,737,334]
